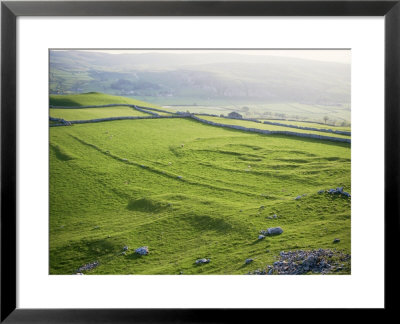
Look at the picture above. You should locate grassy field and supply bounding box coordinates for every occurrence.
[197,116,351,139]
[158,101,350,124]
[50,92,163,109]
[50,115,351,275]
[49,93,351,125]
[50,106,151,120]
[261,119,351,132]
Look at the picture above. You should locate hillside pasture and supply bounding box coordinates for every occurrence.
[50,106,152,120]
[261,119,351,132]
[157,101,350,123]
[50,92,162,109]
[247,102,350,123]
[196,116,351,139]
[50,117,351,275]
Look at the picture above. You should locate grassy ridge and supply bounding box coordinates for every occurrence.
[49,92,162,109]
[49,92,176,120]
[50,118,350,274]
[50,106,152,120]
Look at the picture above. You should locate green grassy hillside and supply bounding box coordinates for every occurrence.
[50,117,351,275]
[49,92,162,109]
[50,106,152,120]
[49,92,177,120]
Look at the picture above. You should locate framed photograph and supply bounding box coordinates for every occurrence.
[1,0,399,321]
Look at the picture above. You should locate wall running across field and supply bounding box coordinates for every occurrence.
[261,120,351,136]
[191,115,351,144]
[49,104,172,115]
[49,105,351,143]
[49,115,186,127]
[195,114,350,136]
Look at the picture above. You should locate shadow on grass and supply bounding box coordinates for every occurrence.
[50,143,75,161]
[325,194,351,202]
[127,197,168,213]
[50,237,123,274]
[238,262,255,270]
[184,214,233,233]
[250,238,265,245]
[126,252,148,260]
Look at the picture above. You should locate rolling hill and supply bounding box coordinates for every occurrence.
[50,50,351,108]
[49,93,351,275]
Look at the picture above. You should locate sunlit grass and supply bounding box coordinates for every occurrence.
[50,117,350,275]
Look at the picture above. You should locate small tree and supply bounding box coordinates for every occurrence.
[323,116,329,124]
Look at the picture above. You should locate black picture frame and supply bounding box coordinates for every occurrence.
[1,0,399,322]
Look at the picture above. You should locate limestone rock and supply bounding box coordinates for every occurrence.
[260,227,283,236]
[135,246,149,255]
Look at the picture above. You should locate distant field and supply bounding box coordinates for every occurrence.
[162,105,234,115]
[50,117,351,275]
[197,116,350,139]
[50,106,151,120]
[246,103,350,123]
[261,120,351,132]
[158,101,350,124]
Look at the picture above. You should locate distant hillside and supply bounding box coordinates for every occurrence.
[50,51,351,106]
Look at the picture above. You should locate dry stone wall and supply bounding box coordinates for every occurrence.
[195,113,350,136]
[191,116,351,144]
[262,120,351,136]
[49,115,185,127]
[49,104,172,115]
[132,106,159,116]
[49,105,351,144]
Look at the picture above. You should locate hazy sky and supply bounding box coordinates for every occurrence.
[75,49,351,64]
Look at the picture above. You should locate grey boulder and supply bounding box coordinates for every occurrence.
[135,246,149,255]
[260,227,283,236]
